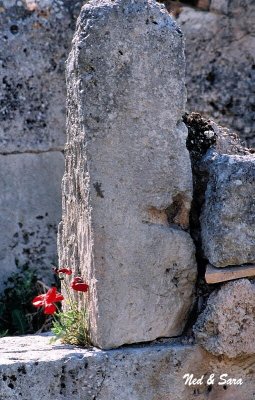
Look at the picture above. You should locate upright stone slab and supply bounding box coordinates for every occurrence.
[59,0,197,349]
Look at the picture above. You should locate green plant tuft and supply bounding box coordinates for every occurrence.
[51,306,90,347]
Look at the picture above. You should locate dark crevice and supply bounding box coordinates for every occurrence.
[184,112,216,273]
[181,112,219,335]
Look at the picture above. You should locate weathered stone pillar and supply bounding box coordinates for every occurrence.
[59,0,197,349]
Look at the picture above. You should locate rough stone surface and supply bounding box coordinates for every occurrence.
[177,1,255,147]
[208,120,252,156]
[184,113,251,268]
[0,0,83,153]
[185,113,250,168]
[0,152,64,291]
[194,279,255,358]
[200,151,255,267]
[0,334,255,400]
[59,0,197,349]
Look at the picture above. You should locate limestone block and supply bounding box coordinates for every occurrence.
[194,279,255,358]
[0,0,83,153]
[177,3,255,147]
[0,152,64,291]
[59,0,197,349]
[200,151,255,267]
[0,334,255,400]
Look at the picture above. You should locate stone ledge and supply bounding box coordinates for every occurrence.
[0,334,254,400]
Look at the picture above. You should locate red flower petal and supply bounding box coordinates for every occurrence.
[54,292,64,302]
[71,282,89,293]
[44,303,57,315]
[32,294,45,307]
[46,287,58,303]
[45,287,63,303]
[58,268,72,275]
[32,287,64,312]
[72,277,84,284]
[32,299,44,308]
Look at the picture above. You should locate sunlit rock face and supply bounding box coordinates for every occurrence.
[59,0,197,349]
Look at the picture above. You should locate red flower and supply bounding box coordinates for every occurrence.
[71,277,89,293]
[43,303,57,315]
[32,287,64,315]
[52,266,72,275]
[57,268,72,275]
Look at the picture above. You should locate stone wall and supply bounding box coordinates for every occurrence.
[175,0,255,147]
[0,0,83,290]
[1,0,254,293]
[0,0,254,398]
[59,0,255,359]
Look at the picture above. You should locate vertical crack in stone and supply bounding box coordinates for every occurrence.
[184,112,217,273]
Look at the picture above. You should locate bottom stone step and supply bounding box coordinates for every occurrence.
[0,334,254,400]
